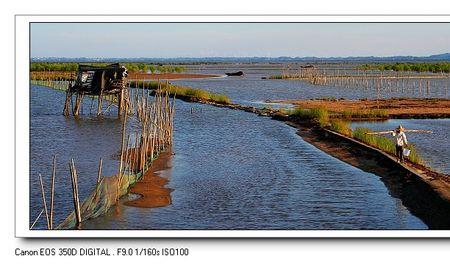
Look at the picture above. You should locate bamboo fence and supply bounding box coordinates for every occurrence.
[31,80,175,230]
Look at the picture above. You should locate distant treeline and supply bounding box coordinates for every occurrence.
[360,62,450,73]
[30,62,186,73]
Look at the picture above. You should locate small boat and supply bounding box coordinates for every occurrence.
[225,71,244,76]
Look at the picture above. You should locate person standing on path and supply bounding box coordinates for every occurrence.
[393,125,408,163]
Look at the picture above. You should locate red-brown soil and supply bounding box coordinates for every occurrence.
[124,150,173,208]
[274,98,450,119]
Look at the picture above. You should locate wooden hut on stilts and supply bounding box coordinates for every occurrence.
[63,63,128,117]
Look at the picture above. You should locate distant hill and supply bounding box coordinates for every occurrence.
[32,53,450,63]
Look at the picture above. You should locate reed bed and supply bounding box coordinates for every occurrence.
[290,107,329,127]
[340,109,389,119]
[108,80,231,104]
[32,83,176,230]
[329,119,352,136]
[31,71,76,81]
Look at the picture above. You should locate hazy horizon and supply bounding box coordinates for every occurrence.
[31,23,450,58]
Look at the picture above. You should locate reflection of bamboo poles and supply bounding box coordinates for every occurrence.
[49,155,56,230]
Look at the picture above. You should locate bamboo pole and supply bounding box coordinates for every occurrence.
[118,104,129,176]
[97,158,103,185]
[63,84,72,116]
[97,91,103,116]
[92,158,103,201]
[30,209,45,230]
[38,174,50,229]
[49,155,56,230]
[69,159,82,226]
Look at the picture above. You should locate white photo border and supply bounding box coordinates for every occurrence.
[16,14,450,238]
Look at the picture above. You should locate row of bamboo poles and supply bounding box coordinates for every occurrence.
[32,79,72,91]
[31,79,156,117]
[280,67,450,98]
[31,81,175,230]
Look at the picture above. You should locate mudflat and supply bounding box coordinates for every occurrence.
[273,98,450,119]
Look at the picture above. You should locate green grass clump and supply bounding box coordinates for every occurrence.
[209,93,232,104]
[268,75,284,79]
[352,127,423,164]
[129,80,231,105]
[330,119,352,136]
[129,80,160,89]
[341,109,389,119]
[161,85,231,105]
[291,107,329,126]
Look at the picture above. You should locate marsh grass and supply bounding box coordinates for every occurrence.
[129,80,160,89]
[352,127,423,164]
[330,119,352,136]
[341,109,389,119]
[291,107,330,127]
[163,85,231,104]
[268,75,284,79]
[129,80,231,104]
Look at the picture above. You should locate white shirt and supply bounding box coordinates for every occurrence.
[394,131,408,146]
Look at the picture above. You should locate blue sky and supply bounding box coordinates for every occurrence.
[31,23,450,58]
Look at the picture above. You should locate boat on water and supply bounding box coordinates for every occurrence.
[225,71,244,76]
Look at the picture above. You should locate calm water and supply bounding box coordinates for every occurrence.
[351,119,450,174]
[171,65,450,107]
[84,102,426,230]
[30,86,126,229]
[31,63,442,230]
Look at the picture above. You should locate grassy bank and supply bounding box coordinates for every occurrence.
[352,127,423,164]
[284,106,423,164]
[129,80,231,104]
[340,109,389,119]
[290,107,330,127]
[160,85,231,105]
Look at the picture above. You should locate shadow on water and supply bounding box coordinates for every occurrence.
[301,127,450,229]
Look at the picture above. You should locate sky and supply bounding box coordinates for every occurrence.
[31,23,450,58]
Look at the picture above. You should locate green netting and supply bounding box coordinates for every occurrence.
[56,156,156,229]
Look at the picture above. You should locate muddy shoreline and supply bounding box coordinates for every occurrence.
[124,151,173,208]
